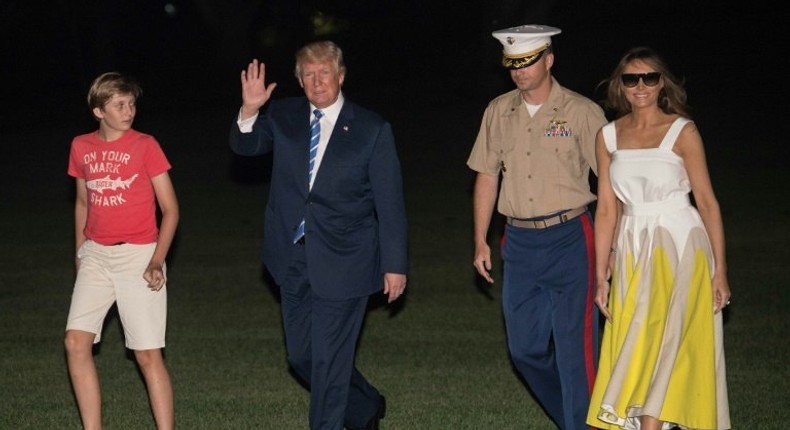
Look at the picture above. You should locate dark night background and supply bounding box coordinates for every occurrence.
[0,1,784,134]
[0,1,786,228]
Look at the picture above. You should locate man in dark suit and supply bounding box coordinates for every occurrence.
[229,40,408,430]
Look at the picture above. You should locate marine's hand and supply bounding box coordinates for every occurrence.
[595,280,612,322]
[473,244,494,284]
[383,273,407,303]
[143,263,166,292]
[240,59,277,119]
[712,273,731,314]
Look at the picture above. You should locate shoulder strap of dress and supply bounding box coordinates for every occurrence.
[601,121,617,153]
[659,117,692,149]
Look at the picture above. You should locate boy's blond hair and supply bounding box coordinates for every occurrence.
[87,72,142,118]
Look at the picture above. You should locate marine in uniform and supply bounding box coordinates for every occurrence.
[468,24,608,430]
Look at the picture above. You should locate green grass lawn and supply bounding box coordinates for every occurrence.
[1,105,788,429]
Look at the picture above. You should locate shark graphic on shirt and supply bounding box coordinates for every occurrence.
[86,174,139,194]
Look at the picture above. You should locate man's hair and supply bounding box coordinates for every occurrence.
[294,41,346,79]
[87,72,142,112]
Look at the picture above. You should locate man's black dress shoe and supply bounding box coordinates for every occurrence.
[353,395,386,430]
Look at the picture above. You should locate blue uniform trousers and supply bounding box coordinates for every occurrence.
[502,211,599,430]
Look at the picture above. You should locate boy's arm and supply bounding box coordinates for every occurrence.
[74,178,88,269]
[144,171,179,291]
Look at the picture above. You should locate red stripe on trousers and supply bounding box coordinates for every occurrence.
[580,213,596,394]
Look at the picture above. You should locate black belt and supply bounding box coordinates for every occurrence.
[507,207,586,229]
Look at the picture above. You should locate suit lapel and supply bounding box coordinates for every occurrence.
[290,101,312,192]
[312,102,355,190]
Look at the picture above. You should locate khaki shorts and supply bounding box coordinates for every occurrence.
[66,240,167,350]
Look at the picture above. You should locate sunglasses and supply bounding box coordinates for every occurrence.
[620,72,661,88]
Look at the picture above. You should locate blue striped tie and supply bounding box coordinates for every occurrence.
[293,109,323,243]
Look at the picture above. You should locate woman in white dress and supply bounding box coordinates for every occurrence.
[586,47,732,430]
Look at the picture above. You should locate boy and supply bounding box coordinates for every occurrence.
[64,72,178,430]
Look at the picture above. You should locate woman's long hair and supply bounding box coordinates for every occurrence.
[602,46,690,118]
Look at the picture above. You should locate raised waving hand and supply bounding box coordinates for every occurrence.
[240,59,278,120]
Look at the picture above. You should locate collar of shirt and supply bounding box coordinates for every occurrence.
[310,92,344,129]
[510,76,564,116]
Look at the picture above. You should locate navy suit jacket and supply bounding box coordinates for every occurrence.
[230,96,408,299]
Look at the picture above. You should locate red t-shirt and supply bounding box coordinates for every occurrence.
[68,129,171,245]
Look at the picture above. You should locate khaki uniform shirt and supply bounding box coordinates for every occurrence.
[467,78,607,219]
